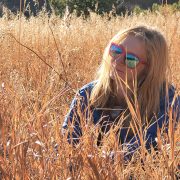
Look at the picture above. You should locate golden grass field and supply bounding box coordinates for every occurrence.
[0,8,179,179]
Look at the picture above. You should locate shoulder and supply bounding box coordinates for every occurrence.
[71,80,98,107]
[168,84,176,100]
[78,80,98,97]
[160,83,178,107]
[160,83,180,119]
[168,84,180,113]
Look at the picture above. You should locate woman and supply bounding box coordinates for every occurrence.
[62,26,180,157]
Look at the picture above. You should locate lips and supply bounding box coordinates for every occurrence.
[115,68,123,72]
[111,62,125,75]
[114,67,125,74]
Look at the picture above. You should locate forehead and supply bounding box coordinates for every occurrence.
[121,35,146,59]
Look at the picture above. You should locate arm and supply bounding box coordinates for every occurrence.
[145,93,180,150]
[62,82,94,145]
[123,92,180,160]
[62,95,82,144]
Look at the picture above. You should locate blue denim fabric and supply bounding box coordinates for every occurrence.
[62,81,180,156]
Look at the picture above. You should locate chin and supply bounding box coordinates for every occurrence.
[110,71,125,82]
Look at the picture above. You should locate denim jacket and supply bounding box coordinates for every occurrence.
[62,81,180,158]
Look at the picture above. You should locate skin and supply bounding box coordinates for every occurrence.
[110,35,148,104]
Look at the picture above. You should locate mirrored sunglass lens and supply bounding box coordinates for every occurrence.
[126,54,139,61]
[110,45,123,57]
[126,54,139,68]
[126,60,139,68]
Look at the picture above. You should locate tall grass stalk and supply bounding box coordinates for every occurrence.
[0,10,179,179]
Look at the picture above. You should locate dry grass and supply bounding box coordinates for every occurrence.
[0,9,179,179]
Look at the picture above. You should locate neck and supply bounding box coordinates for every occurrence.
[112,80,133,106]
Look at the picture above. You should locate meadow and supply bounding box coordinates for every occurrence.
[0,8,179,179]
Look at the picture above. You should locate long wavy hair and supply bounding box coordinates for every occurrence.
[90,26,169,123]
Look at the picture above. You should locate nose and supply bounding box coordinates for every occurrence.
[114,54,125,65]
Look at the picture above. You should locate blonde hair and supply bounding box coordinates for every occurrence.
[90,26,169,122]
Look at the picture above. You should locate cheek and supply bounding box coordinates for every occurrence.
[110,68,128,82]
[129,69,137,77]
[123,69,140,83]
[110,58,115,66]
[130,66,147,82]
[110,61,145,82]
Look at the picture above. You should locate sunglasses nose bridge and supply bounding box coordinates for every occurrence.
[114,54,126,64]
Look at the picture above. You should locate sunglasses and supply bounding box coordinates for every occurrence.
[109,43,147,68]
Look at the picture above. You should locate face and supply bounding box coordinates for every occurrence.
[110,35,147,88]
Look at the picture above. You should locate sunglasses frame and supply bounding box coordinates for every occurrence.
[109,43,147,68]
